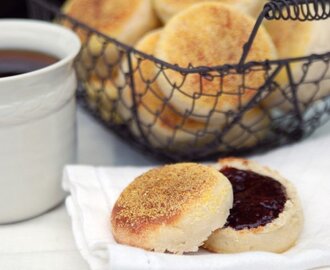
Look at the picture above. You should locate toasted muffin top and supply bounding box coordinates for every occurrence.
[124,30,208,131]
[154,0,261,22]
[63,0,144,37]
[157,2,275,70]
[155,2,277,113]
[111,163,225,233]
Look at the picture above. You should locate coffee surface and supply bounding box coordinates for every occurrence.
[0,50,59,78]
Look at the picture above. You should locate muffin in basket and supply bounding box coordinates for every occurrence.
[117,30,221,149]
[84,74,122,123]
[262,3,330,111]
[155,2,277,123]
[153,0,263,23]
[117,29,271,151]
[61,0,159,119]
[62,0,159,65]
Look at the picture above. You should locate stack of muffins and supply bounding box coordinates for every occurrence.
[61,0,330,152]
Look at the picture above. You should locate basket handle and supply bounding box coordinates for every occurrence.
[239,0,330,65]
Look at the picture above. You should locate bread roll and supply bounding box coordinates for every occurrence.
[111,163,233,254]
[155,3,277,122]
[117,30,222,149]
[204,158,303,253]
[153,0,262,23]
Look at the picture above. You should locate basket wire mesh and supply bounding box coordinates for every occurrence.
[28,0,330,161]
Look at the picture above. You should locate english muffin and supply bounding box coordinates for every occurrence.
[153,0,263,23]
[118,30,270,150]
[62,0,159,71]
[111,163,233,254]
[219,107,270,151]
[117,30,222,148]
[204,158,303,253]
[155,2,277,122]
[263,5,330,110]
[84,75,122,123]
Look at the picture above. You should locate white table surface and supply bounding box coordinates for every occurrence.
[1,107,330,270]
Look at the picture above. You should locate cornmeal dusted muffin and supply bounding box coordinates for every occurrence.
[153,0,262,23]
[111,163,233,254]
[117,30,221,148]
[155,2,277,122]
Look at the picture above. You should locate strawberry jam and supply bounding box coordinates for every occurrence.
[220,167,287,230]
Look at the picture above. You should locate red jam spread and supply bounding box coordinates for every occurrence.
[220,167,287,231]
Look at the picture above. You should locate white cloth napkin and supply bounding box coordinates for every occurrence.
[63,131,330,270]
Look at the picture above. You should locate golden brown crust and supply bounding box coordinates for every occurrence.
[153,0,262,23]
[63,0,145,37]
[112,163,220,233]
[111,163,233,254]
[117,30,219,148]
[62,0,159,62]
[155,2,277,120]
[127,30,207,131]
[62,0,159,99]
[119,29,270,149]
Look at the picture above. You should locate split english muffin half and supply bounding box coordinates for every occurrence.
[204,157,304,253]
[111,163,233,254]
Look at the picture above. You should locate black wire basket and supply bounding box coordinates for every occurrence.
[28,0,330,161]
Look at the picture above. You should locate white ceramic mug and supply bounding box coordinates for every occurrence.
[0,20,81,223]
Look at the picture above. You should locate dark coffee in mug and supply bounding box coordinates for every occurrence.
[0,49,59,78]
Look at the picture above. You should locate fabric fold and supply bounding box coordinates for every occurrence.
[63,132,330,270]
